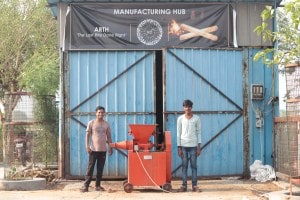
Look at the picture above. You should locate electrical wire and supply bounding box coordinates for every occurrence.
[135,151,170,193]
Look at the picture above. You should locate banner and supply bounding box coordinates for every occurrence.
[64,3,233,50]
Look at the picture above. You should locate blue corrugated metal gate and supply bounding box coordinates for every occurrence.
[65,48,270,178]
[67,51,156,177]
[164,48,244,177]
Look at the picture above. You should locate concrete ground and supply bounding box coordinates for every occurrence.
[1,164,300,200]
[1,178,300,200]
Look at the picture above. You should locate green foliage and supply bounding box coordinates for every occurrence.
[21,51,59,95]
[0,0,59,165]
[19,1,59,95]
[0,0,59,96]
[33,95,58,165]
[7,166,18,180]
[254,0,300,66]
[0,125,2,162]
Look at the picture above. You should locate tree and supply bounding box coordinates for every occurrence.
[0,0,59,112]
[0,0,59,96]
[254,0,300,66]
[0,0,59,165]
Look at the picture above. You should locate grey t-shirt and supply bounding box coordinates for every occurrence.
[86,119,111,152]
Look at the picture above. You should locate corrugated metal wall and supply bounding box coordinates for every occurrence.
[235,3,273,47]
[247,48,275,166]
[66,51,156,177]
[63,47,277,178]
[57,1,279,178]
[164,48,244,177]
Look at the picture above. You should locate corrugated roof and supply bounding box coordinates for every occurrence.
[47,0,282,17]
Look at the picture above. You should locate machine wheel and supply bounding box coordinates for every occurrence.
[122,179,128,186]
[124,183,133,193]
[162,183,172,191]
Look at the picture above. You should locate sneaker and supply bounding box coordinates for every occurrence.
[177,186,187,192]
[95,186,105,191]
[80,187,88,193]
[192,186,201,192]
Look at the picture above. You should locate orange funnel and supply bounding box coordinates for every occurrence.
[129,124,157,144]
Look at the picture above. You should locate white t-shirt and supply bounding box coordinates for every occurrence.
[177,114,201,147]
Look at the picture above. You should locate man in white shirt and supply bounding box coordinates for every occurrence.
[177,99,201,192]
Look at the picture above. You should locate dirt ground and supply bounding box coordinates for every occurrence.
[0,178,287,200]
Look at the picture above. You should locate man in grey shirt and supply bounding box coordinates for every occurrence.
[177,99,201,192]
[80,106,113,192]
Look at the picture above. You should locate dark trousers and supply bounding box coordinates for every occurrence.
[83,151,106,188]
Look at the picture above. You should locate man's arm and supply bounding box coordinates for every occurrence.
[196,117,201,157]
[197,143,201,157]
[107,126,112,143]
[85,130,92,154]
[177,117,182,147]
[177,117,183,157]
[107,126,113,155]
[196,116,202,144]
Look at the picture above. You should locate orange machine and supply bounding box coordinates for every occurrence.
[110,124,172,193]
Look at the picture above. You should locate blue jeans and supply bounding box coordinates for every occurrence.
[181,146,198,188]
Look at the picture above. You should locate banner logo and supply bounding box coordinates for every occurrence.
[137,19,163,45]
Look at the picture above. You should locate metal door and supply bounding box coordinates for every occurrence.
[164,48,243,177]
[66,50,156,177]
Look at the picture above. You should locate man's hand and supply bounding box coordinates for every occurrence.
[197,148,201,157]
[86,147,92,154]
[178,148,183,158]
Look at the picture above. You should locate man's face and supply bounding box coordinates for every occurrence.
[183,105,192,114]
[96,109,105,119]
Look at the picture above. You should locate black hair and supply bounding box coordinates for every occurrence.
[95,106,105,112]
[182,99,193,107]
